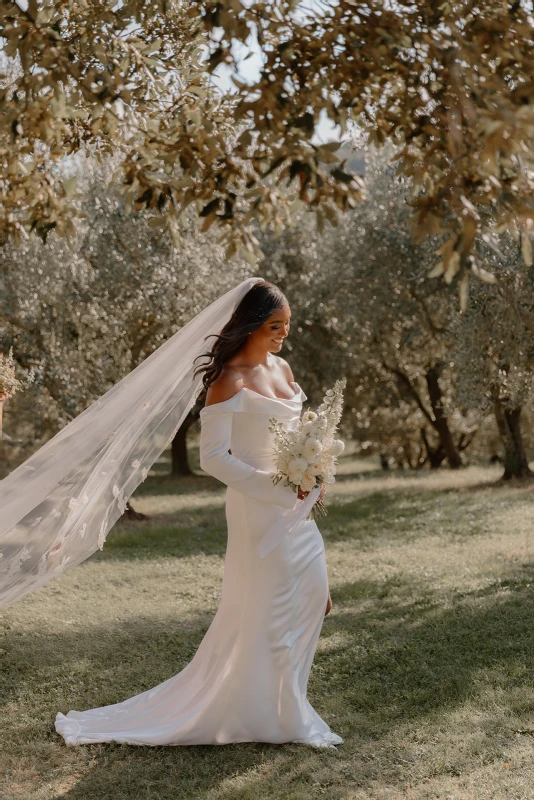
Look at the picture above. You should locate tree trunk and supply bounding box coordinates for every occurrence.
[171,410,199,476]
[421,426,446,469]
[384,361,466,471]
[380,453,390,470]
[425,365,463,469]
[492,389,533,480]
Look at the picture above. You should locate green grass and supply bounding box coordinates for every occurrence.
[1,456,534,800]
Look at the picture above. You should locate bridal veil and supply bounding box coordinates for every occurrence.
[0,277,261,607]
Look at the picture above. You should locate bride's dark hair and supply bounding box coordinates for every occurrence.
[194,281,288,395]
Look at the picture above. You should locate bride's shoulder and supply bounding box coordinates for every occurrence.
[205,368,245,407]
[273,355,295,382]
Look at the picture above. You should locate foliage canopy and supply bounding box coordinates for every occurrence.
[1,0,534,281]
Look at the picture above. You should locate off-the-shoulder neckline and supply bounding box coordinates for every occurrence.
[201,381,302,412]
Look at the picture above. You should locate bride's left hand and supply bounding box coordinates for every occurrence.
[325,590,332,616]
[297,483,327,502]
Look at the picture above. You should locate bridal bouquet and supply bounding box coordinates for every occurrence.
[269,378,346,518]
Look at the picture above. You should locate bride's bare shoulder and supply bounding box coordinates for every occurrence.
[273,355,295,383]
[205,368,245,407]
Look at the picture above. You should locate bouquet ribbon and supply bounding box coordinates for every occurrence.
[257,485,322,558]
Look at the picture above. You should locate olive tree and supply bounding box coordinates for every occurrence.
[1,0,533,288]
[1,154,252,475]
[261,144,479,468]
[453,245,534,479]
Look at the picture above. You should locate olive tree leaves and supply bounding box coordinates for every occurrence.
[1,0,534,287]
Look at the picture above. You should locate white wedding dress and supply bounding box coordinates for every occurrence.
[55,382,343,749]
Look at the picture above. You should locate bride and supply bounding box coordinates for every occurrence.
[40,280,343,748]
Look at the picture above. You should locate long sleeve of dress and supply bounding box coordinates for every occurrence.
[199,410,299,510]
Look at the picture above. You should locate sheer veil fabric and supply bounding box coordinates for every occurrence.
[0,277,261,607]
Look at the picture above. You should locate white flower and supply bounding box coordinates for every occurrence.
[330,439,345,457]
[68,497,78,510]
[141,467,149,481]
[288,440,302,457]
[300,470,317,493]
[288,456,308,484]
[112,485,120,498]
[131,459,141,469]
[31,516,43,527]
[51,508,61,518]
[288,468,305,485]
[79,522,87,538]
[117,495,128,514]
[308,461,324,475]
[268,378,346,511]
[312,417,328,435]
[303,438,323,460]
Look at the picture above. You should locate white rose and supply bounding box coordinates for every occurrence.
[302,410,317,423]
[323,471,336,485]
[289,440,302,457]
[301,421,313,435]
[288,456,308,484]
[288,469,305,485]
[303,438,323,460]
[300,470,317,493]
[308,461,324,475]
[290,455,308,472]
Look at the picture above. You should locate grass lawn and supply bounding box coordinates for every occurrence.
[1,453,534,800]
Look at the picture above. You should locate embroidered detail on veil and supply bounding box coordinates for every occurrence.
[0,278,262,607]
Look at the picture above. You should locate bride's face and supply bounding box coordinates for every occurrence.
[251,303,291,353]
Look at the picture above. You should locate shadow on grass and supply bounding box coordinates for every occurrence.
[319,569,534,740]
[123,456,534,562]
[333,461,534,501]
[99,477,531,563]
[131,472,225,499]
[3,571,533,799]
[100,503,229,561]
[1,608,218,706]
[97,489,466,564]
[319,488,513,549]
